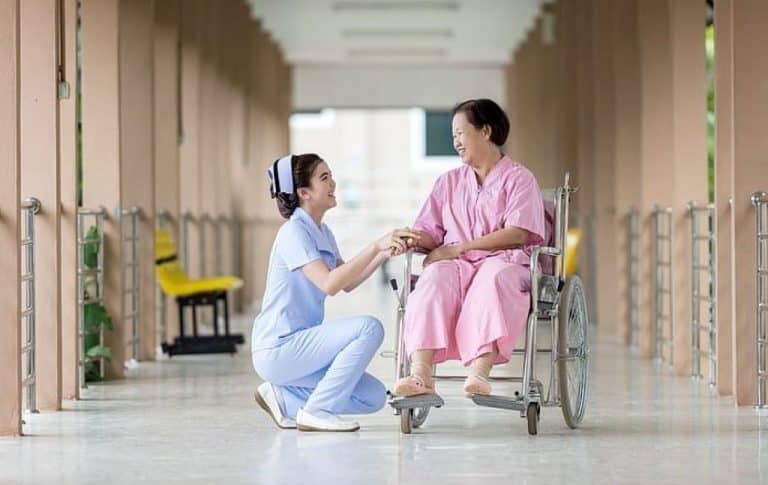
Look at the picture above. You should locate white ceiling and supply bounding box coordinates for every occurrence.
[247,0,547,66]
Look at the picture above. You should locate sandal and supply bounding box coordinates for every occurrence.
[463,374,492,396]
[393,374,436,397]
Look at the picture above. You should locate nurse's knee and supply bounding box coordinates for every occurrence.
[360,315,384,345]
[357,374,387,412]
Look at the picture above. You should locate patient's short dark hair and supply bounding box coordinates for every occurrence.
[452,99,510,147]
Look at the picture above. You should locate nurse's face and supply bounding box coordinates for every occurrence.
[300,161,337,211]
[452,111,493,165]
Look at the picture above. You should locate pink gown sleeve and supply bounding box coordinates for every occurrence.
[502,169,546,247]
[413,175,447,247]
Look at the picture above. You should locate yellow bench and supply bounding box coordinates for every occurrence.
[156,229,244,356]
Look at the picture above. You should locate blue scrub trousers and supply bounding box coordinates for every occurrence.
[252,315,386,419]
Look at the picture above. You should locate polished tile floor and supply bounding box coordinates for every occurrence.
[2,277,767,484]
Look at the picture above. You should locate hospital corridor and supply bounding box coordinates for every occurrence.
[1,0,767,484]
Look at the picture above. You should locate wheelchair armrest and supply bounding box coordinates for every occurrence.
[529,246,562,303]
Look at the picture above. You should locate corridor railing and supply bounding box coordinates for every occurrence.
[181,211,195,273]
[687,202,717,387]
[77,207,108,388]
[627,207,640,348]
[20,197,41,414]
[119,206,142,366]
[752,191,768,408]
[199,213,211,277]
[156,210,172,352]
[653,205,674,365]
[214,215,229,275]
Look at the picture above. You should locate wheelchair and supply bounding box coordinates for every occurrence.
[385,173,590,435]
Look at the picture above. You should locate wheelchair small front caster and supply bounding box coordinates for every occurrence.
[527,402,540,436]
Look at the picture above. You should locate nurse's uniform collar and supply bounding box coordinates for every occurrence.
[292,207,334,253]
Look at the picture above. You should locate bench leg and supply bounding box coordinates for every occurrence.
[177,299,185,338]
[192,302,198,337]
[223,293,230,336]
[213,296,219,336]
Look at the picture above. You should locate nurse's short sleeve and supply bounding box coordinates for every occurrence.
[277,223,322,271]
[502,169,546,246]
[413,175,447,246]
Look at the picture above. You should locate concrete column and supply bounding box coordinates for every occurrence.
[573,0,595,216]
[81,0,124,378]
[612,0,642,345]
[81,0,156,375]
[730,0,768,406]
[503,62,519,161]
[20,0,62,410]
[153,0,180,346]
[239,26,290,309]
[714,0,736,397]
[119,0,156,363]
[571,0,598,320]
[198,0,218,280]
[592,0,618,335]
[60,0,79,399]
[0,0,23,437]
[637,0,676,359]
[179,0,202,279]
[669,0,708,377]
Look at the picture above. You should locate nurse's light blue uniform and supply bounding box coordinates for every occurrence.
[251,207,386,419]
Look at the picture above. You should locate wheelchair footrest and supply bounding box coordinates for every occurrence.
[388,393,444,410]
[471,394,526,411]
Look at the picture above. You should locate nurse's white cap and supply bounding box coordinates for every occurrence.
[267,154,295,198]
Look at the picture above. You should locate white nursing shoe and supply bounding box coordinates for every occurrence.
[296,408,360,432]
[255,382,296,430]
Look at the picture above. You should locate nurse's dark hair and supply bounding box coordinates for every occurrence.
[275,153,324,219]
[451,98,510,147]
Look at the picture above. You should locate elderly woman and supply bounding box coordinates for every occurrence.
[394,99,546,398]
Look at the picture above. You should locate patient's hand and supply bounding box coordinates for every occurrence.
[423,244,464,267]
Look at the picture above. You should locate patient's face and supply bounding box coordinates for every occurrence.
[451,112,491,165]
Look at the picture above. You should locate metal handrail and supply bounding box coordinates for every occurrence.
[155,210,173,354]
[215,215,230,275]
[751,191,768,408]
[20,197,40,413]
[77,206,107,388]
[653,205,674,365]
[687,202,717,387]
[198,213,211,277]
[156,209,172,230]
[119,206,142,366]
[627,207,640,348]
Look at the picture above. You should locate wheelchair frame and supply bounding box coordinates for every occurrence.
[386,173,590,435]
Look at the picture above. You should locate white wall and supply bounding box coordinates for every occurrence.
[293,64,506,110]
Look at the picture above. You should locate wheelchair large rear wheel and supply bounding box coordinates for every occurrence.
[557,275,590,429]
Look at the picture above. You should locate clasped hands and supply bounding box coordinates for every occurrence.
[375,228,464,266]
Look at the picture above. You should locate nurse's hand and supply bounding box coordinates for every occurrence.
[424,244,465,267]
[375,228,420,256]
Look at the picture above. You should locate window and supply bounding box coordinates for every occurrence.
[424,110,455,157]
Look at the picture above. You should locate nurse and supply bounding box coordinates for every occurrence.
[394,99,546,398]
[252,153,419,432]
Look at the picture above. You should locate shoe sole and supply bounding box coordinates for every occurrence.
[254,391,295,430]
[297,423,360,433]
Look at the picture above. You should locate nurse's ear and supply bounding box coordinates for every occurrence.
[297,186,312,201]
